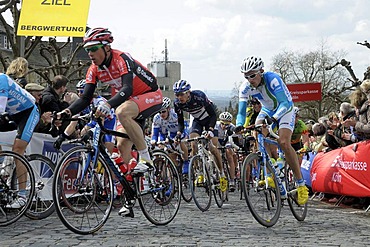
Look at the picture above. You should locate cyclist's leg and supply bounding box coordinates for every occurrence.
[226,148,236,181]
[210,137,223,173]
[189,121,202,156]
[278,112,308,205]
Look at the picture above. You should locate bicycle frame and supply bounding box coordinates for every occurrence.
[255,127,286,196]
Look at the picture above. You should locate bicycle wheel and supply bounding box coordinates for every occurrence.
[138,150,181,225]
[210,160,227,208]
[189,155,212,212]
[25,154,55,220]
[52,146,113,234]
[242,153,281,227]
[285,166,308,221]
[0,151,35,226]
[180,161,192,203]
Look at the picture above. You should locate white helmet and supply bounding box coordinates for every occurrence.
[162,97,171,109]
[219,112,233,122]
[241,56,264,73]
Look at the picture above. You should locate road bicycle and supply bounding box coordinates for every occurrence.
[241,123,308,227]
[52,111,181,234]
[0,150,35,226]
[188,134,228,211]
[152,139,192,203]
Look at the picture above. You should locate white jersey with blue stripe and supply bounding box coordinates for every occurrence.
[237,71,293,126]
[0,73,35,114]
[151,108,178,141]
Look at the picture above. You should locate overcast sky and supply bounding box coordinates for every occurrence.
[86,0,370,90]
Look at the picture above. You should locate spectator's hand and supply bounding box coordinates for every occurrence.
[342,133,351,141]
[41,112,53,124]
[96,102,111,118]
[327,130,334,136]
[342,118,356,127]
[53,110,71,127]
[150,140,156,146]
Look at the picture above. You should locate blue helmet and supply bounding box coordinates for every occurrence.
[173,79,191,93]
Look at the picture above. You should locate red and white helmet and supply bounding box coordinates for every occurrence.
[83,28,114,48]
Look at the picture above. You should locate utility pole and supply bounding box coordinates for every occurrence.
[164,38,168,77]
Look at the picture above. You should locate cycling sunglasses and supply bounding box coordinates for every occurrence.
[244,72,259,80]
[85,44,104,53]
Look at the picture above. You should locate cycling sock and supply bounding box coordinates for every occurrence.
[138,149,151,162]
[297,178,305,187]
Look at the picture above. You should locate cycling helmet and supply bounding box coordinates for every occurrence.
[76,79,86,89]
[219,112,233,122]
[162,97,171,109]
[83,28,114,48]
[173,79,191,93]
[240,56,264,73]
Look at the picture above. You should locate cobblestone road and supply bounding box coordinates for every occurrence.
[1,192,370,247]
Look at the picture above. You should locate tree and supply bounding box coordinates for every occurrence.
[270,43,354,121]
[0,0,90,84]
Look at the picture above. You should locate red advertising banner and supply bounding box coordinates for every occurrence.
[287,82,322,102]
[311,140,370,197]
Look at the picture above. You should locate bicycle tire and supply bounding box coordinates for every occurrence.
[0,151,35,227]
[25,154,55,220]
[242,153,281,227]
[52,146,113,234]
[189,155,212,212]
[138,149,181,225]
[285,166,308,221]
[180,171,192,203]
[210,159,225,208]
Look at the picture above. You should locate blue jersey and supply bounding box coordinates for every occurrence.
[0,73,35,114]
[151,108,178,141]
[236,72,293,126]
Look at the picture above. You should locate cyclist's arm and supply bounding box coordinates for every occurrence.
[236,100,248,126]
[0,96,6,113]
[151,126,160,142]
[175,105,185,133]
[205,102,217,129]
[107,73,134,108]
[272,90,293,120]
[68,83,96,115]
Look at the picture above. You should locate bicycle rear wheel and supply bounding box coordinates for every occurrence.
[285,166,308,221]
[25,154,55,220]
[138,150,181,225]
[0,151,35,226]
[52,146,113,234]
[210,160,227,208]
[242,153,281,227]
[189,155,212,212]
[180,171,192,203]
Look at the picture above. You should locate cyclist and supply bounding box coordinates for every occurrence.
[216,112,237,191]
[53,79,117,154]
[235,56,309,205]
[173,80,225,182]
[55,28,162,216]
[150,97,190,174]
[0,73,39,208]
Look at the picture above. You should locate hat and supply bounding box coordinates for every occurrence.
[25,83,45,91]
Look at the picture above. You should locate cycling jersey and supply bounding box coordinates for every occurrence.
[69,49,160,115]
[0,73,39,142]
[0,73,35,114]
[151,108,178,141]
[215,121,235,146]
[174,90,216,134]
[236,71,293,127]
[291,119,309,144]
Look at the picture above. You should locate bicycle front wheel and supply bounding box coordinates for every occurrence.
[0,151,35,227]
[211,160,227,208]
[138,150,181,225]
[189,155,212,212]
[285,166,308,221]
[25,154,55,220]
[52,146,113,234]
[242,153,281,227]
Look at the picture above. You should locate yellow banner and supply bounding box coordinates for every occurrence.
[17,0,91,37]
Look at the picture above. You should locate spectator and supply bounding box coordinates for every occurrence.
[343,79,370,140]
[25,83,53,132]
[6,57,29,88]
[39,75,70,136]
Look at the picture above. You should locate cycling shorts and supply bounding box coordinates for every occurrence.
[256,107,295,132]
